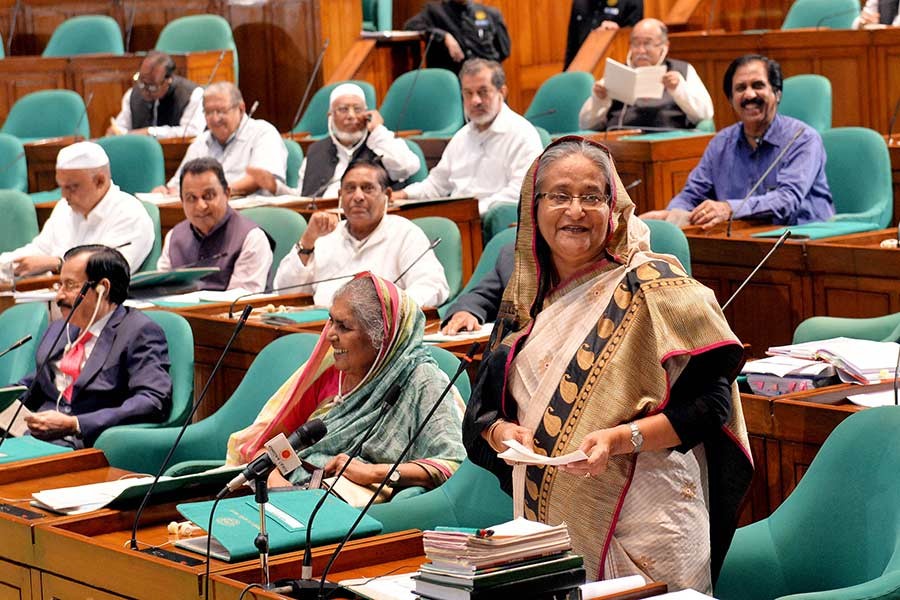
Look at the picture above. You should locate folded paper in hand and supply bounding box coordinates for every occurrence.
[498,440,588,466]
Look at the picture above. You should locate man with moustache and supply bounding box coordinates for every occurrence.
[578,18,713,131]
[16,245,171,448]
[248,83,420,197]
[642,54,833,228]
[274,159,448,308]
[392,58,543,215]
[155,82,286,196]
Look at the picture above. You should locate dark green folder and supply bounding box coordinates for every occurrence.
[751,221,879,241]
[0,386,26,412]
[0,437,71,464]
[175,488,384,562]
[129,267,220,289]
[260,309,331,325]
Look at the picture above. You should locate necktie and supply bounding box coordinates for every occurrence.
[59,333,93,403]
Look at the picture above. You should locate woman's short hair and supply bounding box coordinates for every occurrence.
[63,244,131,304]
[333,277,385,351]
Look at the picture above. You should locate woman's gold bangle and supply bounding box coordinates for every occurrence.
[485,419,507,451]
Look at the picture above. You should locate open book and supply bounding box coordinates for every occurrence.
[766,337,900,384]
[604,58,665,105]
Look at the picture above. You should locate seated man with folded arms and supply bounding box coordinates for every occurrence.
[578,18,713,131]
[642,54,833,228]
[106,51,205,139]
[154,82,286,197]
[0,141,153,282]
[17,245,172,448]
[248,83,420,198]
[392,58,543,215]
[274,158,449,307]
[440,241,512,334]
[157,158,273,293]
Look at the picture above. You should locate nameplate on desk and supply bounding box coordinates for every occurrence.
[0,502,45,520]
[139,546,205,566]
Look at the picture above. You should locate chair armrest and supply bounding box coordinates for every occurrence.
[781,571,900,600]
[715,521,789,600]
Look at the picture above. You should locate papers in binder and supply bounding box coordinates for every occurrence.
[766,337,900,384]
[498,440,588,466]
[603,58,665,105]
[0,395,32,438]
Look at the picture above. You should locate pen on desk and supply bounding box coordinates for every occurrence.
[115,242,132,249]
[434,526,495,538]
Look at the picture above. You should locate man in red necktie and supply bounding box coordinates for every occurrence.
[19,245,172,448]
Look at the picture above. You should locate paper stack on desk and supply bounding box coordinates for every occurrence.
[766,337,900,385]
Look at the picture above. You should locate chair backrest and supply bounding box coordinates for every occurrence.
[412,216,463,300]
[780,75,832,133]
[155,14,239,83]
[440,226,515,320]
[694,118,715,132]
[534,125,553,149]
[481,203,518,244]
[642,218,692,275]
[0,190,39,252]
[782,0,859,29]
[283,138,304,189]
[428,345,471,402]
[362,0,392,31]
[0,303,48,385]
[240,207,308,282]
[1,90,89,140]
[0,133,27,192]
[97,134,165,194]
[138,200,162,272]
[292,80,377,137]
[380,69,463,138]
[0,32,4,59]
[144,311,194,426]
[793,312,900,344]
[524,71,595,134]
[401,138,428,184]
[717,406,900,599]
[821,127,892,228]
[42,15,124,57]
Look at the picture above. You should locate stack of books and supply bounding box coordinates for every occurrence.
[414,518,584,599]
[766,337,900,385]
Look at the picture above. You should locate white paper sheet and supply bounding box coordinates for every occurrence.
[498,440,588,466]
[604,58,665,105]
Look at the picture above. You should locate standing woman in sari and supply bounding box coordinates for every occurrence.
[463,138,753,591]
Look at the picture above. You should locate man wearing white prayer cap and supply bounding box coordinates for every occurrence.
[247,82,421,198]
[0,141,154,280]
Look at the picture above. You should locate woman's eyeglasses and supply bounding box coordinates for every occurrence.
[536,192,610,210]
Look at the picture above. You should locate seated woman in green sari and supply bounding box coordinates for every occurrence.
[227,272,465,492]
[463,138,753,591]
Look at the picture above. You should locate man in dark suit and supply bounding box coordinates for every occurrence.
[440,242,513,334]
[20,245,172,448]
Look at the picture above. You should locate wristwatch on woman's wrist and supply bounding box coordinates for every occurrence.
[629,422,644,453]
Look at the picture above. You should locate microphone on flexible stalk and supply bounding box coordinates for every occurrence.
[393,238,442,284]
[0,335,32,360]
[288,39,330,139]
[887,97,900,147]
[721,229,791,311]
[393,31,436,132]
[73,92,94,139]
[180,49,228,143]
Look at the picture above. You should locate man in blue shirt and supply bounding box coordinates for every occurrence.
[642,54,833,229]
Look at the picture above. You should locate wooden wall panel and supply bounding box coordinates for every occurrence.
[871,28,900,135]
[814,275,900,317]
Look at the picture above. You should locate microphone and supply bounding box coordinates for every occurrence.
[226,273,356,319]
[128,304,252,551]
[606,124,684,133]
[815,6,860,28]
[726,126,804,237]
[309,343,481,599]
[123,1,136,52]
[289,39,330,137]
[0,335,32,360]
[180,49,228,143]
[624,178,642,192]
[230,100,260,143]
[178,251,228,269]
[393,31,436,132]
[0,151,25,178]
[721,230,790,310]
[888,98,900,146]
[393,237,441,284]
[704,0,719,34]
[6,0,20,55]
[525,108,557,124]
[219,418,327,496]
[0,282,92,450]
[73,92,94,139]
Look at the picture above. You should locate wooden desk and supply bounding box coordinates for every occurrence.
[24,136,79,193]
[160,137,194,182]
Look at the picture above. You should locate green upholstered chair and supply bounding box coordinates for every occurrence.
[716,406,900,600]
[1,90,90,141]
[138,200,162,273]
[524,71,595,135]
[155,15,239,83]
[240,206,308,283]
[438,226,515,319]
[0,190,39,252]
[822,127,892,228]
[0,133,27,192]
[642,217,692,275]
[96,134,165,194]
[780,75,832,133]
[401,138,428,185]
[95,333,320,473]
[42,15,124,57]
[481,203,518,244]
[0,32,4,58]
[781,0,859,29]
[534,125,553,149]
[428,344,471,402]
[380,69,463,138]
[283,138,304,189]
[291,80,377,139]
[793,312,900,344]
[362,0,392,32]
[412,216,462,302]
[0,303,48,385]
[695,119,716,132]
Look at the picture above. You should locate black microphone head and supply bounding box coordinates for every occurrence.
[431,237,442,249]
[291,418,327,449]
[238,304,253,322]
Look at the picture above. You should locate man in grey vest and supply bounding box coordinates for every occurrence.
[578,18,714,131]
[107,51,205,139]
[854,0,900,27]
[248,83,420,198]
[157,158,273,292]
